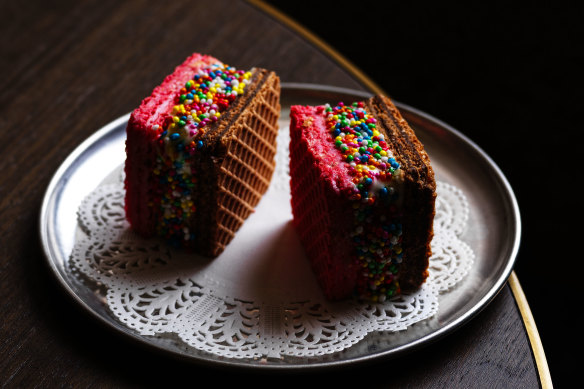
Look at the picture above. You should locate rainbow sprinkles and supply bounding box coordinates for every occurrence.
[324,101,405,302]
[149,63,252,246]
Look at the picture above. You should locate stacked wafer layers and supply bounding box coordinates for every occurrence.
[289,95,436,301]
[125,53,280,257]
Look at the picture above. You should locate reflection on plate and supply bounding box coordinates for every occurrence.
[39,83,520,370]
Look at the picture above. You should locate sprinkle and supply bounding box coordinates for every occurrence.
[324,103,400,202]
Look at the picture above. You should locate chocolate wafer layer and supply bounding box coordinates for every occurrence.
[198,70,280,256]
[365,95,436,292]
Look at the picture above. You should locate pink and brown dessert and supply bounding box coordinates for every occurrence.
[124,53,280,257]
[289,95,436,301]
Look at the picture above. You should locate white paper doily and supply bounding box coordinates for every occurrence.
[70,130,473,360]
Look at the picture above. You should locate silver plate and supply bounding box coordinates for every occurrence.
[39,83,520,370]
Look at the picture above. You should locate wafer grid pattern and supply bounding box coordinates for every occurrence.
[213,75,281,255]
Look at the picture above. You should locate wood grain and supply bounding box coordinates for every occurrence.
[0,0,542,387]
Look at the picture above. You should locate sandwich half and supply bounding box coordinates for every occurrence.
[124,53,280,257]
[289,95,436,301]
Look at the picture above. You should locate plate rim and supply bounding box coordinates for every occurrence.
[39,82,521,370]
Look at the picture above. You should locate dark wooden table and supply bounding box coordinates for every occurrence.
[1,1,554,387]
